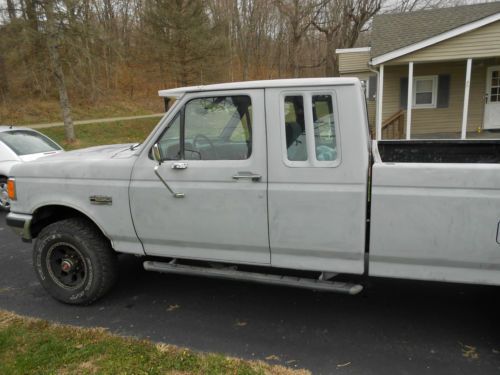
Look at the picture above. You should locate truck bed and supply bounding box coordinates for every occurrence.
[370,140,500,286]
[378,140,500,163]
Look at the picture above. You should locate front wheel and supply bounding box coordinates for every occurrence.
[0,177,9,211]
[33,218,118,305]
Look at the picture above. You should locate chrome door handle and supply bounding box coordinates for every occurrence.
[172,162,188,169]
[232,172,262,182]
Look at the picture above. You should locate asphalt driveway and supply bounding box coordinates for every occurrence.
[0,210,499,374]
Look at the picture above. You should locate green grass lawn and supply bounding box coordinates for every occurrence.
[0,310,308,375]
[0,97,163,125]
[40,117,160,151]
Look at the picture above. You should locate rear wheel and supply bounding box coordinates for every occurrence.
[33,218,118,305]
[0,176,9,211]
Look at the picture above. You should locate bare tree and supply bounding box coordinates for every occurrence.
[386,0,466,13]
[43,0,75,142]
[314,0,381,76]
[6,0,17,20]
[0,51,8,100]
[275,0,325,77]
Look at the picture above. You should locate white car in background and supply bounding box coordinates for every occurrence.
[0,126,63,210]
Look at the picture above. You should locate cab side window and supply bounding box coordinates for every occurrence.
[284,96,307,161]
[312,94,337,161]
[281,92,339,166]
[157,96,252,161]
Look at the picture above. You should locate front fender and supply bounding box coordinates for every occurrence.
[12,177,144,255]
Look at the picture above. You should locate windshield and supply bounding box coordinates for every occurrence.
[0,130,62,156]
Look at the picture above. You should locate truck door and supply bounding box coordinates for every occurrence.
[265,86,369,274]
[129,89,270,264]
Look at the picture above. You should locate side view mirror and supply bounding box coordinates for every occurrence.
[152,143,163,164]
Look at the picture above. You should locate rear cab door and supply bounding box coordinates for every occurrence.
[265,82,370,273]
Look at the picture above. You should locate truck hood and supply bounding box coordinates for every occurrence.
[40,143,137,161]
[19,150,63,162]
[10,143,139,180]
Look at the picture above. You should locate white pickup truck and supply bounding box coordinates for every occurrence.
[6,78,500,305]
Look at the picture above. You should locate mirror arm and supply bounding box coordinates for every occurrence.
[154,165,185,198]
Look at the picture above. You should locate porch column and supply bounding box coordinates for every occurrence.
[376,64,384,140]
[406,62,414,140]
[461,58,472,140]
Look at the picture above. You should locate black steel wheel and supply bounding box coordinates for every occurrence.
[46,242,87,290]
[34,218,118,305]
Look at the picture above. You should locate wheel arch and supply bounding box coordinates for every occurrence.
[30,204,112,247]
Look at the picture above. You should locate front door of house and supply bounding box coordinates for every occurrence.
[484,66,500,129]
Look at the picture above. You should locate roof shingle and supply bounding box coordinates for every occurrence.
[371,2,500,59]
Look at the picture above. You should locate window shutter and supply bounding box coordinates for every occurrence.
[400,77,408,109]
[437,74,450,108]
[368,75,377,101]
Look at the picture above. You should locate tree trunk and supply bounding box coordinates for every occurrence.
[0,52,9,100]
[6,0,16,20]
[290,38,300,78]
[325,32,335,76]
[45,0,75,143]
[242,56,249,80]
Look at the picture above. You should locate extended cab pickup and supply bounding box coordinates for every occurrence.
[6,78,500,305]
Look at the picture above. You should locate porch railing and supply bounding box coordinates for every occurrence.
[382,110,405,139]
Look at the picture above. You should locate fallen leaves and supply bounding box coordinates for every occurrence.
[167,304,180,312]
[336,361,351,368]
[460,343,479,360]
[265,354,280,361]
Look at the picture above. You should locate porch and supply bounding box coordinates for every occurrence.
[376,58,500,140]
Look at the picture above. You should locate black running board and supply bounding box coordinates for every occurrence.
[143,261,363,295]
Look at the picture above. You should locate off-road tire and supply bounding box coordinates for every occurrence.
[33,218,118,305]
[0,176,9,211]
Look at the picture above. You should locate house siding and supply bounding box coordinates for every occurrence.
[339,70,377,128]
[338,50,371,73]
[382,61,488,136]
[390,20,500,64]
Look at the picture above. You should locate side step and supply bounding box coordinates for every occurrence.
[143,261,363,295]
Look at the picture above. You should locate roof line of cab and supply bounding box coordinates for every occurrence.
[158,77,359,98]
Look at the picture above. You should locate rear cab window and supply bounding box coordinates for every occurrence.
[281,91,340,167]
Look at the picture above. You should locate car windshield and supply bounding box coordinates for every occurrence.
[0,130,61,156]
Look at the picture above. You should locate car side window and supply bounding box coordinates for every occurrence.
[284,96,307,161]
[156,96,252,161]
[157,113,181,160]
[312,94,337,162]
[281,92,339,166]
[184,96,252,160]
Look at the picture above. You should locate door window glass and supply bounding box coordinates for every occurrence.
[312,95,337,161]
[184,96,252,160]
[284,96,307,161]
[157,113,181,160]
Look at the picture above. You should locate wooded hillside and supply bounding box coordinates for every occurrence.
[0,0,461,132]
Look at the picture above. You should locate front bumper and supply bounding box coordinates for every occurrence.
[6,212,33,242]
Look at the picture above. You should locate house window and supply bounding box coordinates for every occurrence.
[360,79,368,99]
[359,76,377,101]
[413,76,438,108]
